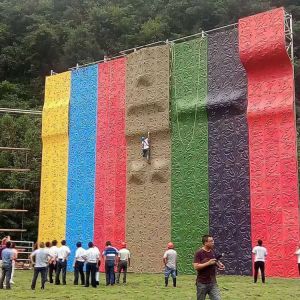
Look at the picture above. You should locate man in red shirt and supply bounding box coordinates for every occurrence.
[193,235,225,300]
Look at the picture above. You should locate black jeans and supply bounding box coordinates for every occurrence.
[105,260,115,285]
[116,261,128,283]
[254,261,265,283]
[55,260,67,285]
[31,267,47,289]
[0,264,12,289]
[74,261,85,285]
[49,262,56,283]
[85,262,97,287]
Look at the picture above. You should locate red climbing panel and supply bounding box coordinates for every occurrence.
[239,7,299,277]
[94,58,127,267]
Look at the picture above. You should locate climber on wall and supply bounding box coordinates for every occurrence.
[141,133,150,161]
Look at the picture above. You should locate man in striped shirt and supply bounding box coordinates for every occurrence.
[102,241,118,286]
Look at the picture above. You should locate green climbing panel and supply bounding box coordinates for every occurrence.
[171,38,209,274]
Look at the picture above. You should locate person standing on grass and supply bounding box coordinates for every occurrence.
[9,242,18,284]
[295,243,300,276]
[49,240,58,283]
[30,242,51,290]
[73,242,86,285]
[94,244,101,286]
[193,235,225,300]
[163,242,177,288]
[0,241,14,290]
[116,242,131,284]
[252,239,267,283]
[83,242,100,288]
[0,236,10,279]
[55,240,71,285]
[45,241,51,282]
[103,241,118,286]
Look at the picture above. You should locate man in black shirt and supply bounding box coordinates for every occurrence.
[193,235,225,300]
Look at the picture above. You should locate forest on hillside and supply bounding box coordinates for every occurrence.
[0,0,299,241]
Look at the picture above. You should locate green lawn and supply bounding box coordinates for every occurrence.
[0,271,299,299]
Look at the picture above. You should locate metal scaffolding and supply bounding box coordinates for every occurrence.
[0,108,42,115]
[0,146,31,238]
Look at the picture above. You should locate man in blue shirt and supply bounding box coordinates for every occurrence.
[102,241,118,286]
[0,241,13,289]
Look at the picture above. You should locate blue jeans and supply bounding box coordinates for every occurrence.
[105,260,115,285]
[165,266,176,279]
[0,264,12,289]
[196,282,221,300]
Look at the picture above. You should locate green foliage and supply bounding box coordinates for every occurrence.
[0,0,299,242]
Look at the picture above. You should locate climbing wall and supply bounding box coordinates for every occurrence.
[38,7,299,278]
[66,65,98,267]
[125,45,171,273]
[207,29,252,275]
[239,7,300,277]
[94,58,127,254]
[170,38,209,274]
[39,71,70,243]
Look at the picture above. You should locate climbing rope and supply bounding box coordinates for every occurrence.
[171,38,203,148]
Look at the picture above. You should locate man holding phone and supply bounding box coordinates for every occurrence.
[193,235,225,300]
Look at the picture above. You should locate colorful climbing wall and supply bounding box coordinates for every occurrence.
[94,58,127,254]
[38,7,299,277]
[125,45,171,273]
[170,38,209,274]
[207,29,252,275]
[39,71,70,243]
[66,65,98,267]
[239,7,300,277]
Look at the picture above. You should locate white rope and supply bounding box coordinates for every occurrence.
[171,38,203,148]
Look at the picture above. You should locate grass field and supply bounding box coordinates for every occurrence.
[0,271,299,299]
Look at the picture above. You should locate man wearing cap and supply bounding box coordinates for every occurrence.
[163,242,177,287]
[116,242,131,284]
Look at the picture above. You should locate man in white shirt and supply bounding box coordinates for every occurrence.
[116,242,131,284]
[295,243,300,275]
[55,240,71,285]
[83,242,100,288]
[30,242,51,290]
[252,239,267,283]
[44,241,51,282]
[141,136,150,159]
[163,242,177,287]
[48,240,58,283]
[73,242,85,285]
